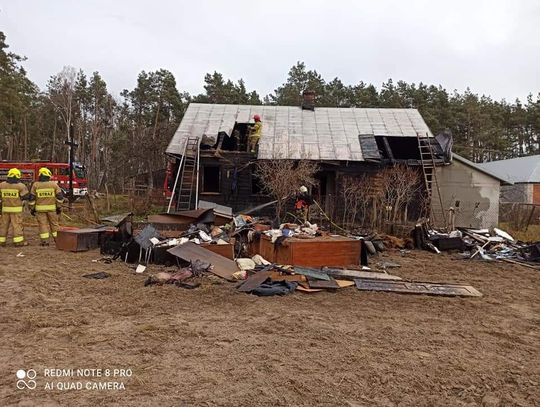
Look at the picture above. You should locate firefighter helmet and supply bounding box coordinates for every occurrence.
[7,168,21,179]
[253,114,261,122]
[38,167,52,178]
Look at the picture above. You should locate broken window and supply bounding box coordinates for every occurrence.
[374,136,446,162]
[375,136,422,160]
[218,122,250,152]
[202,166,221,193]
[214,131,239,151]
[217,121,261,152]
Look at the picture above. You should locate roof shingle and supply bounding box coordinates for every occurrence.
[166,103,433,161]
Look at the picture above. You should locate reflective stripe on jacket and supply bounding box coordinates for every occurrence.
[29,181,63,212]
[0,181,29,213]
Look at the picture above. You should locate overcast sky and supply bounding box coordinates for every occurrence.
[1,0,539,101]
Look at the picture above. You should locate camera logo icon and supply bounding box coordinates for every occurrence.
[16,369,37,390]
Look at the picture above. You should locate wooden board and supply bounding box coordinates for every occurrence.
[270,272,307,282]
[354,279,482,297]
[167,242,238,281]
[149,209,214,225]
[237,271,272,292]
[201,242,234,260]
[296,285,323,293]
[335,280,355,288]
[258,235,361,267]
[294,266,330,281]
[308,279,340,289]
[501,258,540,270]
[326,268,402,281]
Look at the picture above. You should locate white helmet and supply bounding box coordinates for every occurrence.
[299,186,308,193]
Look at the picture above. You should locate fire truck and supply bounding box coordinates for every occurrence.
[0,161,88,197]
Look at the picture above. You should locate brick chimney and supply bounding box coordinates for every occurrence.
[301,90,315,111]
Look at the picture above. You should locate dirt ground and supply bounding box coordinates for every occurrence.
[0,230,539,407]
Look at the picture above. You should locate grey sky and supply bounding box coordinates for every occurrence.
[1,0,539,101]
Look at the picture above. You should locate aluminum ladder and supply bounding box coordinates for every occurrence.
[167,136,200,212]
[417,133,447,229]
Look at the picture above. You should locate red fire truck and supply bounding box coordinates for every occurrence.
[0,161,88,197]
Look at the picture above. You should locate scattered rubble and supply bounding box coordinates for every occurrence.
[413,221,540,270]
[55,208,513,298]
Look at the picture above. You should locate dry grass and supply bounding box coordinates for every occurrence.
[499,222,540,242]
[0,232,538,406]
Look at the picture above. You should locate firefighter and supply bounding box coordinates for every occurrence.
[28,167,64,246]
[0,168,30,246]
[294,185,314,223]
[248,114,262,153]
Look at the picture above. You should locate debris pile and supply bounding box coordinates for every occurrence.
[233,261,481,297]
[261,221,320,243]
[59,207,491,298]
[458,227,540,269]
[414,222,540,270]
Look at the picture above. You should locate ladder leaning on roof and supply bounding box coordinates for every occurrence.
[417,132,447,229]
[166,136,200,213]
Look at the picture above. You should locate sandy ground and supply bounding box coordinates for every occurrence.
[0,230,539,407]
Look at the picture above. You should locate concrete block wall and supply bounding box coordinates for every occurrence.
[434,160,501,229]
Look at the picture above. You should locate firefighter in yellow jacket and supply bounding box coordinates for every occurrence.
[248,114,262,153]
[28,167,64,246]
[0,168,30,246]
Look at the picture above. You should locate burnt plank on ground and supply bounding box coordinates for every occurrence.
[308,278,340,289]
[237,271,272,292]
[167,242,238,281]
[354,279,482,297]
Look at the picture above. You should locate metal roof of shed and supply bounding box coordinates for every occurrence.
[166,103,434,161]
[477,154,540,183]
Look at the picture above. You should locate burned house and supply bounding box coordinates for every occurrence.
[164,102,504,229]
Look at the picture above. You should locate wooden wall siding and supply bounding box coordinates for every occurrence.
[534,184,540,204]
[331,164,425,225]
[195,154,399,220]
[195,153,425,228]
[198,153,270,213]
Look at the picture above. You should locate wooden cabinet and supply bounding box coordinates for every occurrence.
[257,235,361,267]
[56,228,102,252]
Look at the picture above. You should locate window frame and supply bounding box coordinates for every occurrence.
[201,165,221,194]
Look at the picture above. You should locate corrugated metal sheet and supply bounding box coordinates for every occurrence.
[477,154,540,183]
[166,103,434,161]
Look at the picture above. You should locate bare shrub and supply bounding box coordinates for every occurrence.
[340,174,381,229]
[255,159,319,222]
[378,164,423,225]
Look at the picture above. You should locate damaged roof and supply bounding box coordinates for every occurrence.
[166,103,434,161]
[477,154,540,183]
